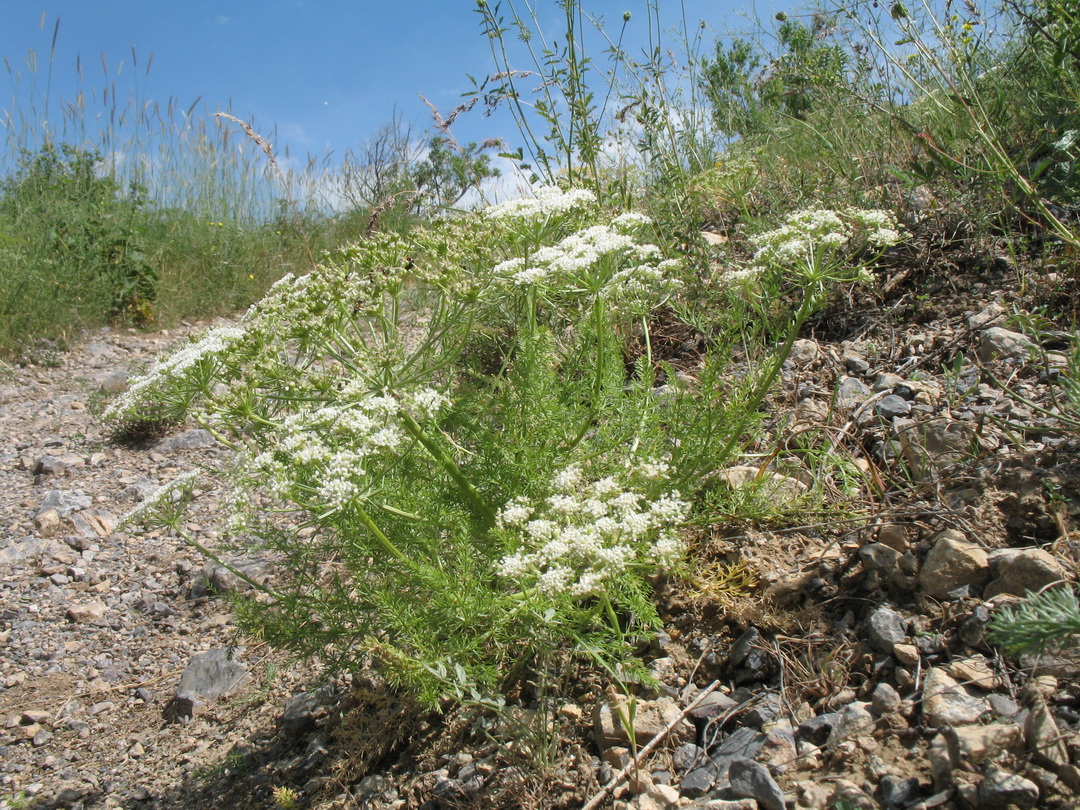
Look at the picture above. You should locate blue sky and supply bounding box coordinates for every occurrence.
[1,2,759,159]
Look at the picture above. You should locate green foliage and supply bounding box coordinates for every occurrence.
[111,187,901,708]
[0,144,156,345]
[410,136,501,211]
[700,15,849,139]
[988,585,1080,655]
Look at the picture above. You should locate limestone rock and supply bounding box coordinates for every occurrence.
[922,668,988,727]
[984,548,1069,598]
[919,530,990,599]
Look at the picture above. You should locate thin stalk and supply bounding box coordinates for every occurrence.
[398,410,497,526]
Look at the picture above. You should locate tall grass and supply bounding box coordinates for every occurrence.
[0,17,337,355]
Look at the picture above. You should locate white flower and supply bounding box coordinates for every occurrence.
[553,465,582,491]
[537,566,573,594]
[512,266,550,286]
[119,470,200,529]
[409,388,449,419]
[498,498,533,527]
[495,469,687,596]
[104,327,245,419]
[485,187,596,222]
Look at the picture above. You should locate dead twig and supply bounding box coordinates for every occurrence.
[580,680,721,810]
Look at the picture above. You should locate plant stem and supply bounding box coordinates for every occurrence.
[398,410,498,526]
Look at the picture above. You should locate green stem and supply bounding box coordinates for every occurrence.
[714,282,818,464]
[176,527,284,600]
[398,410,498,526]
[352,501,416,568]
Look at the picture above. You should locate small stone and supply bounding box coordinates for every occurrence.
[922,668,987,727]
[688,691,737,721]
[919,530,990,599]
[594,695,692,750]
[977,764,1039,809]
[152,428,216,453]
[944,723,1023,766]
[984,549,1068,598]
[893,643,919,666]
[860,543,901,574]
[979,327,1035,361]
[867,607,907,654]
[1025,697,1069,769]
[558,703,582,722]
[128,741,145,759]
[66,601,107,623]
[281,686,335,736]
[647,782,680,807]
[97,369,129,394]
[880,775,920,807]
[870,683,902,716]
[968,302,1005,330]
[946,655,997,690]
[673,742,705,771]
[31,728,52,747]
[877,524,910,552]
[727,757,786,810]
[797,712,838,746]
[789,339,821,366]
[727,627,759,667]
[827,703,875,747]
[876,394,912,419]
[679,766,715,798]
[167,648,249,721]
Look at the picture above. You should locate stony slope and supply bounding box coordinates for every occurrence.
[0,247,1078,809]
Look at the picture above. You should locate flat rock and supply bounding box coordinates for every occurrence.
[173,647,249,708]
[66,602,107,623]
[922,668,987,727]
[35,489,92,518]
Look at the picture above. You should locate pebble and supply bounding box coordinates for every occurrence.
[727,757,786,810]
[866,606,907,653]
[977,764,1039,808]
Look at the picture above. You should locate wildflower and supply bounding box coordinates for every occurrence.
[104,327,245,420]
[485,186,596,222]
[495,465,689,598]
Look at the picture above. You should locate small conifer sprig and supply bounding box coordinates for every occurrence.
[988,586,1080,655]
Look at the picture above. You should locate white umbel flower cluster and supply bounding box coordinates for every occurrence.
[484,186,597,222]
[103,327,245,420]
[246,386,448,510]
[496,464,688,597]
[752,207,903,267]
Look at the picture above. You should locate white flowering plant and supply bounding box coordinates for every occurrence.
[108,187,697,704]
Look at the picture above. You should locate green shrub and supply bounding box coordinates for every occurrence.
[0,144,156,346]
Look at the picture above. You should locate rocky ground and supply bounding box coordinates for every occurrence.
[1,243,1079,809]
